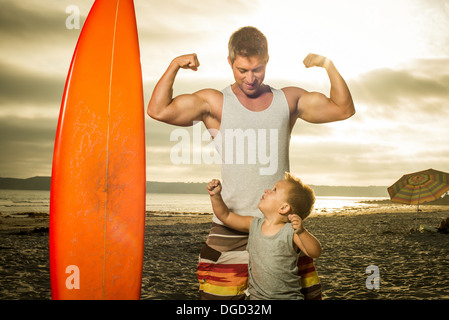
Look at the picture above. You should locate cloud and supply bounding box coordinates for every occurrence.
[0,1,91,77]
[350,60,449,107]
[0,1,66,38]
[290,133,449,186]
[136,0,254,34]
[0,1,93,110]
[135,54,449,186]
[1,0,448,186]
[0,60,65,105]
[348,58,449,128]
[0,0,95,33]
[145,119,221,182]
[0,117,57,178]
[136,0,264,79]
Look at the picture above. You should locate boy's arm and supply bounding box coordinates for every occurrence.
[289,214,322,258]
[208,179,252,233]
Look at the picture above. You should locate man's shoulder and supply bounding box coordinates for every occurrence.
[280,86,308,114]
[280,86,307,97]
[195,88,223,99]
[193,88,224,123]
[195,88,224,108]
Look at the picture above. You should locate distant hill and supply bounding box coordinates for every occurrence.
[311,185,388,197]
[0,176,51,190]
[0,176,208,194]
[147,181,206,194]
[0,176,390,197]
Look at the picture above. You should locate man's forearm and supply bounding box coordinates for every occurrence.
[147,61,180,117]
[325,60,355,115]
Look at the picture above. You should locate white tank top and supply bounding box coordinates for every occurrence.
[213,85,291,224]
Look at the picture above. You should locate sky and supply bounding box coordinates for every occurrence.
[0,0,448,187]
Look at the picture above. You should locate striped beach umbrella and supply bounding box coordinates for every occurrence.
[388,169,449,211]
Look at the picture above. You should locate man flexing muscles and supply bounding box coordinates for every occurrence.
[148,26,354,300]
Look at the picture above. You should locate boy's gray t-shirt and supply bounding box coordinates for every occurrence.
[247,217,303,300]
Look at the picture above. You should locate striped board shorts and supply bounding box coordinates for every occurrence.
[197,223,322,300]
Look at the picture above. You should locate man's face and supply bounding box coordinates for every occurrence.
[229,55,268,98]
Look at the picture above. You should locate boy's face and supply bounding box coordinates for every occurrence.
[258,180,290,214]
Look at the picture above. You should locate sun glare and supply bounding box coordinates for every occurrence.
[239,0,435,82]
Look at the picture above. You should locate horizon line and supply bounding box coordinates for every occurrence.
[0,176,389,188]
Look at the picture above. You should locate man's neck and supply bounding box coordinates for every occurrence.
[231,83,273,112]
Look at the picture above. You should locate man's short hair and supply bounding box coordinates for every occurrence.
[228,26,268,64]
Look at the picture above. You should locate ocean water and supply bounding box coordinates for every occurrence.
[0,189,387,216]
[0,190,50,215]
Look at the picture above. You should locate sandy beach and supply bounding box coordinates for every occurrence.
[1,203,448,300]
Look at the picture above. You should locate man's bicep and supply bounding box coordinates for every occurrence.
[297,91,338,124]
[161,93,207,126]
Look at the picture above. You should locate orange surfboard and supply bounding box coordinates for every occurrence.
[50,0,145,300]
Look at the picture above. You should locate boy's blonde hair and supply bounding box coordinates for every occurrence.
[284,172,315,220]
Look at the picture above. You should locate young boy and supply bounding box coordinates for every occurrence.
[207,172,322,300]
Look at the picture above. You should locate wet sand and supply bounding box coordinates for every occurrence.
[1,204,448,300]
